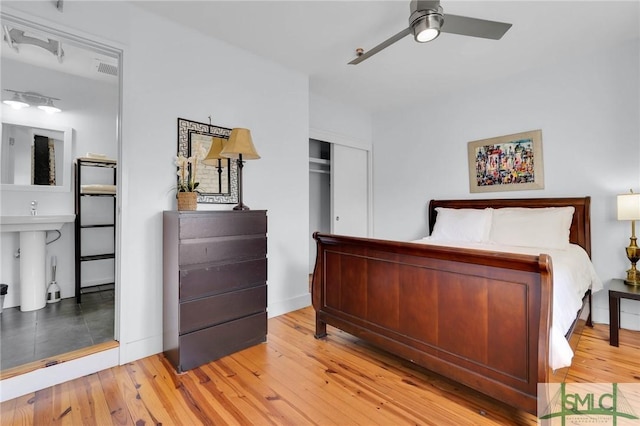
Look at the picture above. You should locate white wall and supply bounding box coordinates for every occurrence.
[1,1,310,400]
[310,92,372,150]
[120,6,310,363]
[372,39,640,327]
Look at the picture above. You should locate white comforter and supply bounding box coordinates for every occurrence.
[412,238,603,370]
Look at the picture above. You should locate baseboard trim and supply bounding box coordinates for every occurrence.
[268,293,311,318]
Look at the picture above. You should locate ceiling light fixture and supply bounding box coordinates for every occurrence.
[37,98,62,114]
[410,6,444,43]
[2,89,62,113]
[3,92,29,110]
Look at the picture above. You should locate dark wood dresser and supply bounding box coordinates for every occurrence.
[162,210,267,372]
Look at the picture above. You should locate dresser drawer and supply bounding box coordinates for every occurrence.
[180,258,267,301]
[180,285,267,334]
[179,235,266,266]
[177,311,267,372]
[179,211,267,239]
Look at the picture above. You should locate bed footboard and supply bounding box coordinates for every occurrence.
[312,232,553,415]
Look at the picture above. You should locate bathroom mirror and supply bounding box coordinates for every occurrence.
[1,120,73,192]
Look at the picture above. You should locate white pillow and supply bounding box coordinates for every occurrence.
[430,207,493,243]
[489,207,575,250]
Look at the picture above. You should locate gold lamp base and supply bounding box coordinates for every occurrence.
[625,268,640,286]
[624,235,640,286]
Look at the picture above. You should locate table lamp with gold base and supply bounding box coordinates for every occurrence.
[618,190,640,285]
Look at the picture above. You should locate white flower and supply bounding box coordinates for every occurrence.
[175,142,208,193]
[175,153,188,167]
[175,153,193,192]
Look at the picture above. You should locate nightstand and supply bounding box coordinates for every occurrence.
[609,278,640,346]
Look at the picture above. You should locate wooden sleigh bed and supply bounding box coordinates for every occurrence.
[311,197,593,415]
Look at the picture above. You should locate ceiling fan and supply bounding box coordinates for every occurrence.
[349,0,512,65]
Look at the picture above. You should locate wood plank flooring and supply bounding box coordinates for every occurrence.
[2,306,639,425]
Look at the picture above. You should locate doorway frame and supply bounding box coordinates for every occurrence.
[0,10,123,402]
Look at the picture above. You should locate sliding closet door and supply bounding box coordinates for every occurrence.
[331,144,368,237]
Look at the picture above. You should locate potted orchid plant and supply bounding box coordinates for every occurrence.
[175,141,208,210]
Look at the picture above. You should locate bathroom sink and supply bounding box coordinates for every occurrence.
[0,214,75,232]
[1,214,75,311]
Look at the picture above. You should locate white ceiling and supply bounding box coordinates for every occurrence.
[135,0,640,114]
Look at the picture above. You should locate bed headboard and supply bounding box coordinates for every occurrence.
[428,197,592,258]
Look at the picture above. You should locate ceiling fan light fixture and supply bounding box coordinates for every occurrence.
[411,11,443,43]
[415,26,439,43]
[349,0,512,65]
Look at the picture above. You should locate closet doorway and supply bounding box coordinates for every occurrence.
[309,138,370,274]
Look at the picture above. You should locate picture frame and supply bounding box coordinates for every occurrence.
[467,129,544,193]
[177,118,238,204]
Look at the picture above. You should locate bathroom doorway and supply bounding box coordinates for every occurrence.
[0,12,121,375]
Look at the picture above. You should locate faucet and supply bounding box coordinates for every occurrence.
[30,200,38,216]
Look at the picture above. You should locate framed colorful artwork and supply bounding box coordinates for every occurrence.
[467,129,544,193]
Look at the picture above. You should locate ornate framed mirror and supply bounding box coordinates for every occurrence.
[177,117,238,204]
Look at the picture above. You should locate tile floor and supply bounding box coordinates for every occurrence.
[0,286,115,371]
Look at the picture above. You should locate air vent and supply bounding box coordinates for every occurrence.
[92,58,118,77]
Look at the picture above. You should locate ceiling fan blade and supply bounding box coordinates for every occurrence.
[441,14,512,40]
[349,27,411,65]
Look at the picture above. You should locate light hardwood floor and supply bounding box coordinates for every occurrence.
[2,306,639,425]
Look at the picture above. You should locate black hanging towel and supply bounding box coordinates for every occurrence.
[33,135,51,185]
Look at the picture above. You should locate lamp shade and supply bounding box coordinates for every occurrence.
[220,128,260,160]
[201,137,227,166]
[617,192,640,221]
